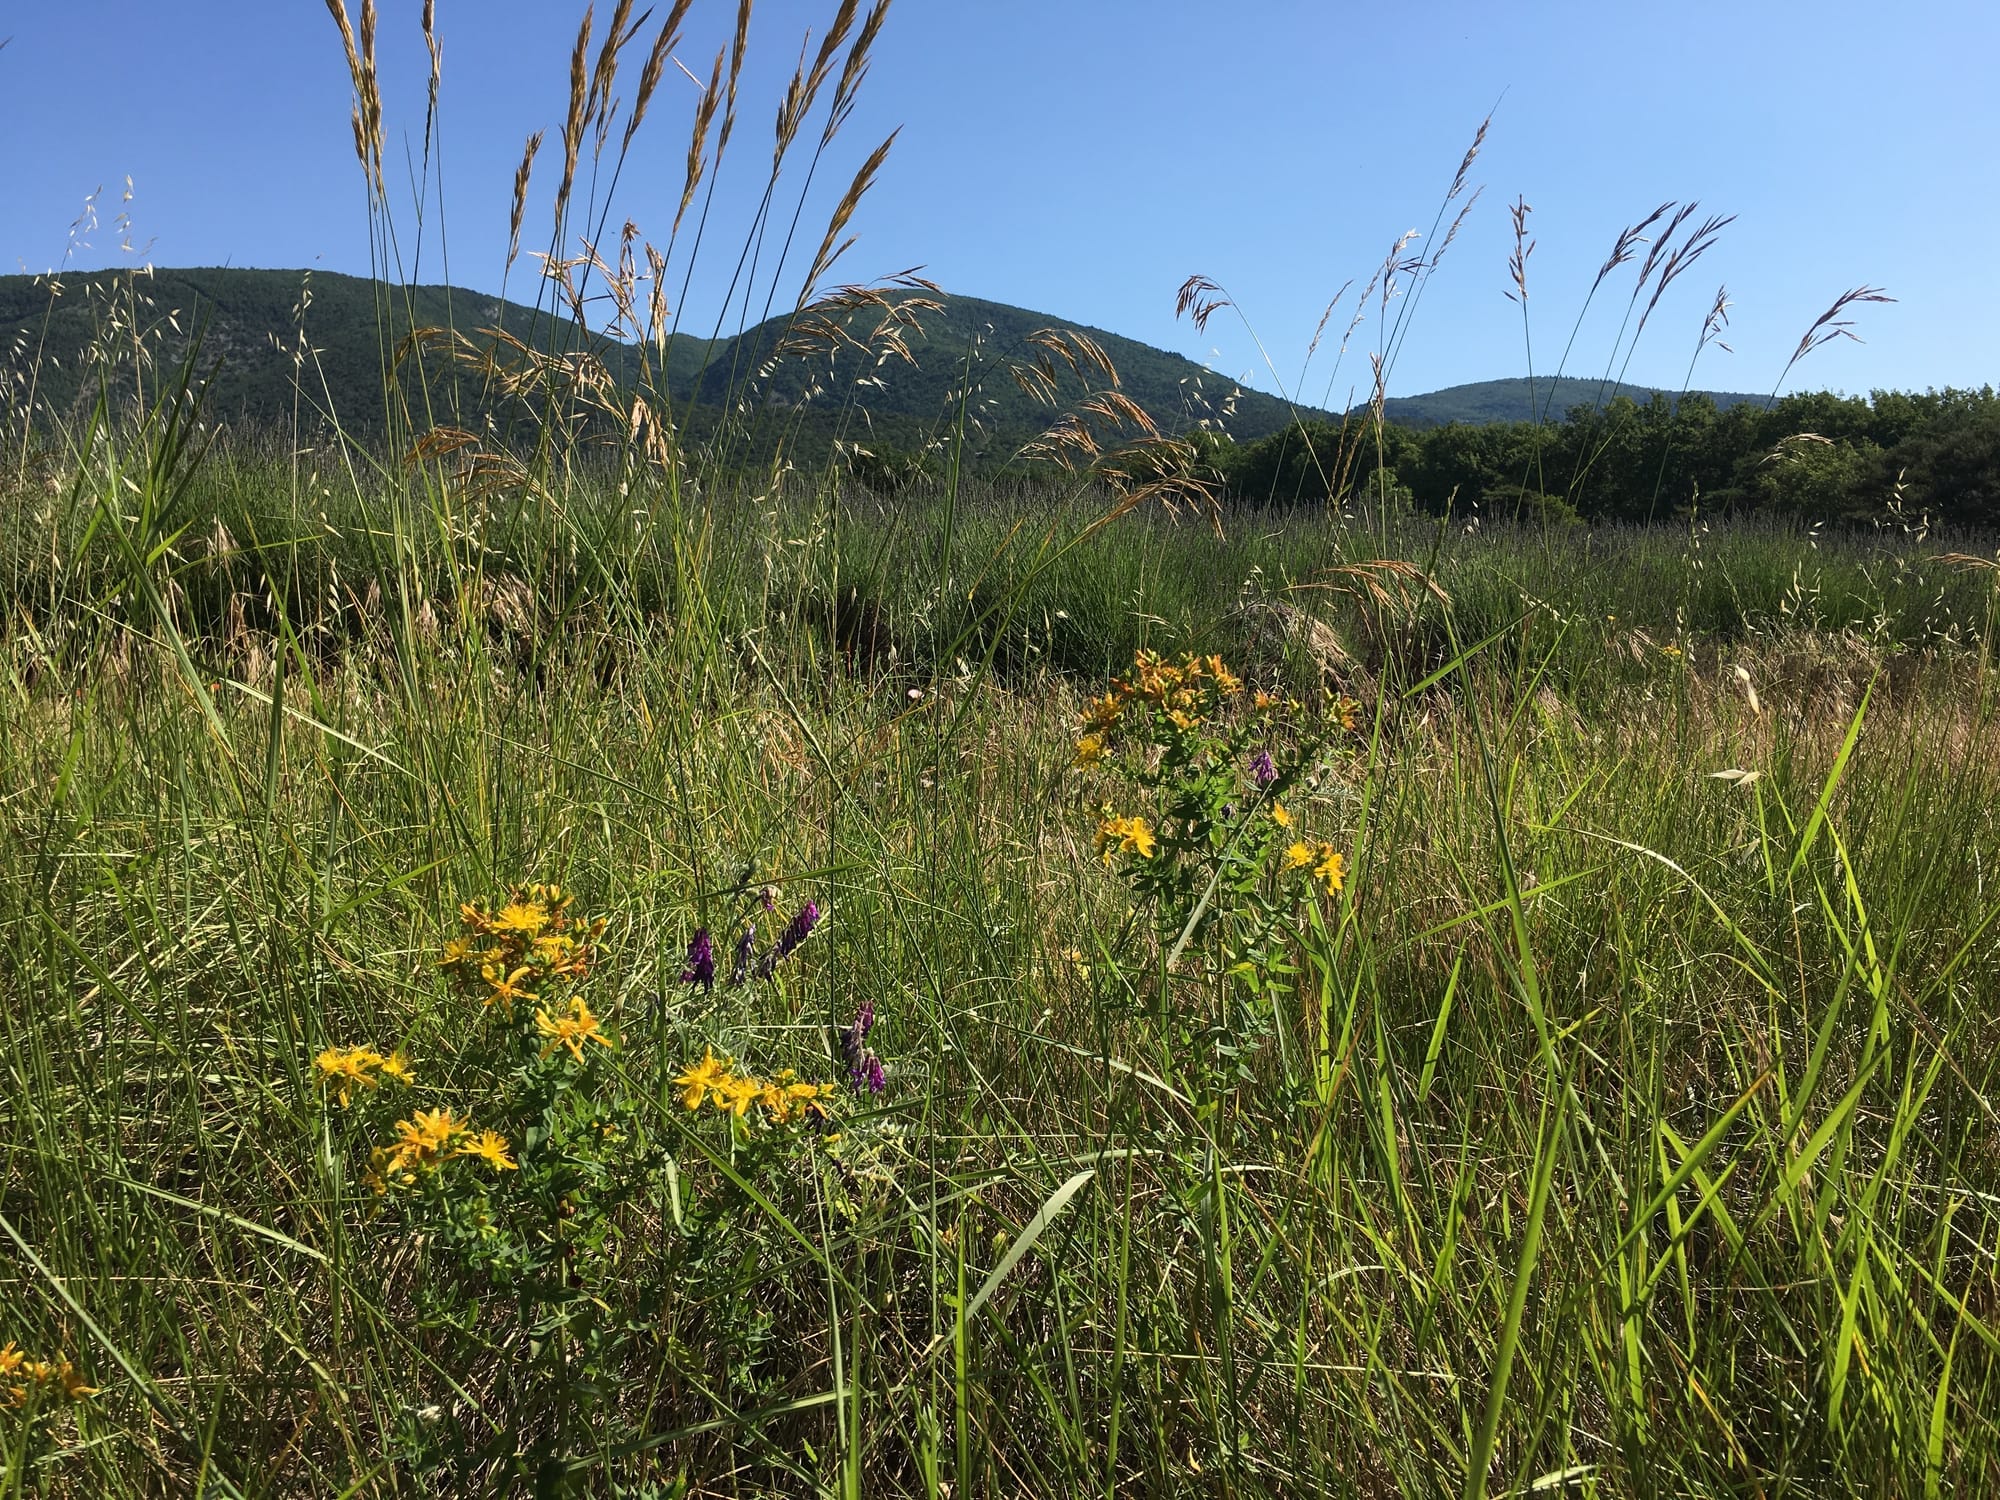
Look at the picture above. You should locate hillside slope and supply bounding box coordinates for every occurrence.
[1370,375,1768,427]
[0,268,1321,453]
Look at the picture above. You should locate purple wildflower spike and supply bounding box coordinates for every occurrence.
[1250,749,1276,788]
[729,924,756,987]
[680,929,715,992]
[757,900,820,979]
[843,1000,875,1057]
[841,1001,885,1095]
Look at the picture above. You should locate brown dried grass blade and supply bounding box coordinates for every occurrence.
[508,131,545,273]
[824,0,890,145]
[1175,275,1231,334]
[676,47,725,237]
[623,0,693,155]
[798,129,898,306]
[556,6,594,228]
[716,0,753,159]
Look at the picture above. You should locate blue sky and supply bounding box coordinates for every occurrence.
[4,1,1993,404]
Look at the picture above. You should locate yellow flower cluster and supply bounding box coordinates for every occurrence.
[366,1108,516,1192]
[1095,813,1157,864]
[441,884,606,1017]
[1284,840,1348,894]
[674,1050,834,1127]
[535,997,615,1063]
[313,1044,414,1106]
[0,1342,95,1406]
[1077,650,1243,748]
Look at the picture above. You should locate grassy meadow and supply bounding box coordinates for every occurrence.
[6,2,2000,1495]
[5,455,2000,1495]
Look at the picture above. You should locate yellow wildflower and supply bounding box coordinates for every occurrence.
[491,901,551,938]
[1095,814,1156,865]
[1314,846,1347,894]
[314,1045,386,1107]
[407,1108,470,1153]
[457,1130,518,1171]
[480,963,537,1014]
[535,997,615,1064]
[377,1050,415,1086]
[1,1348,94,1407]
[1253,690,1279,711]
[59,1362,98,1400]
[674,1049,729,1111]
[439,936,477,970]
[1073,734,1108,768]
[716,1072,764,1118]
[757,1080,790,1120]
[521,882,570,914]
[1167,708,1200,732]
[1080,692,1125,733]
[1271,802,1292,828]
[1284,840,1314,870]
[386,1108,471,1174]
[758,1078,828,1123]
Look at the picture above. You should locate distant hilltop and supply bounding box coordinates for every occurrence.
[1361,375,1770,428]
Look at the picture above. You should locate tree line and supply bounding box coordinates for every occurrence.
[1200,386,2000,527]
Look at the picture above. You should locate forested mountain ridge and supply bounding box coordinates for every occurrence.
[2,266,1769,446]
[0,267,1315,449]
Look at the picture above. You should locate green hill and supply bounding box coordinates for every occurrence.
[3,267,1801,469]
[0,268,1320,459]
[1368,375,1768,428]
[683,291,1318,443]
[0,266,718,434]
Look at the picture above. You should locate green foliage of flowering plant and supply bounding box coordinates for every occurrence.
[1077,651,1357,1092]
[310,883,853,1490]
[310,886,671,1481]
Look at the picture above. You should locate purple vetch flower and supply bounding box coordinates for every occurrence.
[841,1000,886,1095]
[843,1000,875,1056]
[755,900,820,979]
[729,924,756,987]
[1250,749,1276,788]
[679,929,715,992]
